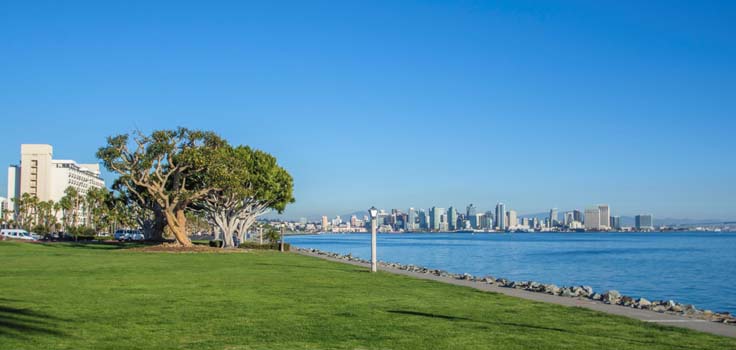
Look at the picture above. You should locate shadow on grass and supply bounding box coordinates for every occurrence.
[254,263,367,273]
[39,242,149,250]
[0,304,67,339]
[387,310,702,350]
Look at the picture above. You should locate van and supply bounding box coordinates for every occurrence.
[0,229,38,241]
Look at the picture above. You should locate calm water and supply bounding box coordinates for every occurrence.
[287,232,736,314]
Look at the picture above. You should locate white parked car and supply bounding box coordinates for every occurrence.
[114,229,144,242]
[1,229,38,241]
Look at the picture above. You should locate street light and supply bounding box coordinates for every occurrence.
[368,206,378,272]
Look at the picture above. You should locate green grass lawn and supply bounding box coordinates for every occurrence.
[0,241,734,350]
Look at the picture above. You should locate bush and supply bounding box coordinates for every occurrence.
[209,240,223,248]
[239,242,290,251]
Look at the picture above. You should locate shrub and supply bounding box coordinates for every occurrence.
[239,242,290,251]
[209,240,223,248]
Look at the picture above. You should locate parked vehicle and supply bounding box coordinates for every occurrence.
[114,229,144,242]
[0,229,38,241]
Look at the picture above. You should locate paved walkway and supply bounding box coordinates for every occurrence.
[295,250,736,338]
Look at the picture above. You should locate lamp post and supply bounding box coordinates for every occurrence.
[368,206,378,272]
[280,225,285,252]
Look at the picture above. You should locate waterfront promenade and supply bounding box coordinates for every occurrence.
[296,249,736,338]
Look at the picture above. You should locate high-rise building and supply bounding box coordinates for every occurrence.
[598,204,610,230]
[495,202,506,231]
[610,216,621,230]
[447,206,458,231]
[419,209,428,230]
[467,204,478,228]
[549,208,558,228]
[507,210,517,229]
[407,208,417,231]
[584,207,601,230]
[429,207,445,231]
[321,216,329,231]
[573,210,583,223]
[481,211,494,229]
[635,214,654,230]
[6,144,105,223]
[563,212,573,226]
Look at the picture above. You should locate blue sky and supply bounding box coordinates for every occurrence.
[1,1,734,220]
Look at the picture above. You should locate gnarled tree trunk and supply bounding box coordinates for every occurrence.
[164,208,192,246]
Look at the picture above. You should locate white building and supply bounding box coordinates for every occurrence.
[506,210,518,229]
[6,144,105,223]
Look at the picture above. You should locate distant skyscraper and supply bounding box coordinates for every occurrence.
[429,207,445,231]
[407,208,417,231]
[482,211,494,229]
[584,207,601,230]
[635,214,654,230]
[507,210,517,228]
[549,208,558,228]
[573,210,583,223]
[467,204,478,228]
[598,204,610,229]
[564,212,574,226]
[419,209,428,230]
[321,216,329,231]
[610,216,621,230]
[447,206,458,231]
[495,202,506,230]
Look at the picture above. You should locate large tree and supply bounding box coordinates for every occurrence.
[196,145,294,248]
[97,128,227,246]
[112,179,166,240]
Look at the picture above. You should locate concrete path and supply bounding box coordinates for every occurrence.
[295,250,736,338]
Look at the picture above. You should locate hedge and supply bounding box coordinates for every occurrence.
[239,242,290,251]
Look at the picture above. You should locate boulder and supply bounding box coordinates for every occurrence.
[652,305,667,313]
[591,293,603,301]
[681,304,697,314]
[637,298,651,309]
[581,286,594,296]
[602,290,621,304]
[544,284,560,295]
[560,288,576,298]
[620,296,635,307]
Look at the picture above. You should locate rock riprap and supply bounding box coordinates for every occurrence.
[297,247,736,326]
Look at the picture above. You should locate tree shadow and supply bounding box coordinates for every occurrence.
[386,310,702,350]
[254,263,366,273]
[40,242,146,250]
[0,304,68,339]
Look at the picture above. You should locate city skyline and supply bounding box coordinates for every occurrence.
[312,202,661,233]
[1,1,735,220]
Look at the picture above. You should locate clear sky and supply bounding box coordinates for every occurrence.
[1,1,734,220]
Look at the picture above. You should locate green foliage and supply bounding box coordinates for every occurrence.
[1,242,734,350]
[202,145,295,213]
[238,242,290,251]
[97,128,229,245]
[263,227,281,243]
[67,226,97,239]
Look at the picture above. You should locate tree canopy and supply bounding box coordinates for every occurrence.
[97,128,294,247]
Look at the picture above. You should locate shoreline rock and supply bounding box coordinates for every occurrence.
[296,247,736,326]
